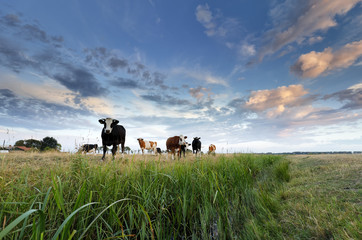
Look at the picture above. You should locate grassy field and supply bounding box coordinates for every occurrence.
[0,152,360,239]
[281,154,361,239]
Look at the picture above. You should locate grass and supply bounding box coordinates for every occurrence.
[281,154,361,239]
[0,152,360,239]
[0,152,288,239]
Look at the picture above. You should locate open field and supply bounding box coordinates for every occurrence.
[281,154,361,239]
[0,152,360,239]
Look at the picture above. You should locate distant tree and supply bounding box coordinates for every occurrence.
[57,143,62,151]
[124,146,131,154]
[41,137,59,151]
[24,139,42,149]
[15,140,25,146]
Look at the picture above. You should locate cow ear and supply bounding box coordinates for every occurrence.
[99,119,105,124]
[113,119,119,125]
[185,136,187,139]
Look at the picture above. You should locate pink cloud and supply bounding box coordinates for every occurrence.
[291,40,362,78]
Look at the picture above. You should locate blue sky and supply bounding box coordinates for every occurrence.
[1,0,362,153]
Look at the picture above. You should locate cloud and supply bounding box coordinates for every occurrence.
[108,57,129,71]
[172,67,228,87]
[189,86,208,100]
[258,0,361,61]
[324,83,362,109]
[110,77,140,89]
[244,85,309,114]
[0,13,63,45]
[0,74,113,116]
[195,4,239,38]
[141,94,191,106]
[308,36,323,45]
[0,89,93,130]
[239,43,256,57]
[52,64,108,97]
[291,40,362,78]
[195,4,219,37]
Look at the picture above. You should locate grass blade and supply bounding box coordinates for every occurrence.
[78,198,131,240]
[0,209,38,239]
[51,202,98,240]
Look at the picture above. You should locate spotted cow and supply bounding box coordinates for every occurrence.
[208,144,216,154]
[137,138,157,155]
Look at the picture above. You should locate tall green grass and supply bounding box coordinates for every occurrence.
[0,153,289,239]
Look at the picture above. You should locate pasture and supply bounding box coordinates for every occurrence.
[0,152,360,239]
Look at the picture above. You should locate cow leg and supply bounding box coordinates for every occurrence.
[102,145,107,161]
[120,142,125,158]
[111,144,117,159]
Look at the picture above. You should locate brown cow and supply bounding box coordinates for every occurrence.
[137,138,157,155]
[166,135,187,160]
[208,144,216,154]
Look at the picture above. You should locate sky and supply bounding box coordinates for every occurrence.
[0,0,362,153]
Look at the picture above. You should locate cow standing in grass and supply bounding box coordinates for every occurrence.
[137,138,157,155]
[192,137,201,157]
[99,118,126,161]
[166,135,187,160]
[208,144,216,155]
[81,144,98,154]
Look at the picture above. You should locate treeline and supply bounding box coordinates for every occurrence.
[1,137,61,151]
[267,151,362,155]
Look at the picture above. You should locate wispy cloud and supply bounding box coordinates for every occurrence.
[257,0,361,61]
[324,82,362,109]
[195,4,225,37]
[291,40,362,78]
[0,89,93,129]
[172,67,229,87]
[195,4,241,39]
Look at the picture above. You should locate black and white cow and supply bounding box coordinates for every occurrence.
[99,118,126,161]
[192,137,201,157]
[81,144,98,154]
[180,142,191,158]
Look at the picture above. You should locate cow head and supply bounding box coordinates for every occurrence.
[99,118,119,134]
[179,135,187,146]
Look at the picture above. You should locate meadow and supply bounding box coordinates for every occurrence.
[0,152,360,239]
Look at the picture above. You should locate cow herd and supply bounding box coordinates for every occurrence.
[80,118,216,160]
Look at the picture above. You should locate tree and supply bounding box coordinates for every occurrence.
[124,146,131,154]
[15,140,25,146]
[14,137,61,151]
[24,139,42,149]
[41,137,59,151]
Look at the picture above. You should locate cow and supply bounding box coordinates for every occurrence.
[99,118,126,161]
[192,137,201,157]
[137,138,157,155]
[156,147,162,155]
[180,142,191,158]
[208,144,216,155]
[166,135,187,160]
[81,144,98,154]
